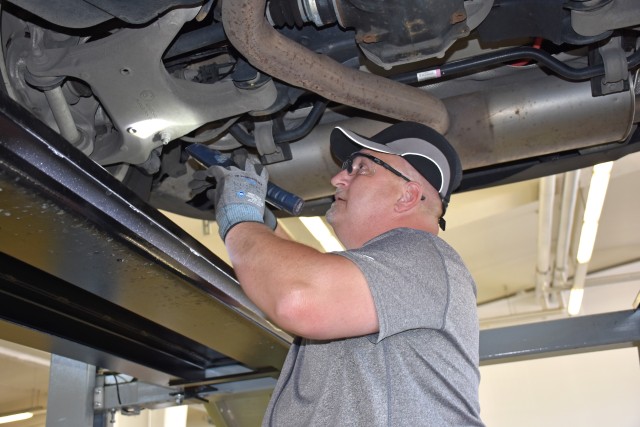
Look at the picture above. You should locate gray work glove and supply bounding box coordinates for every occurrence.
[189,153,275,240]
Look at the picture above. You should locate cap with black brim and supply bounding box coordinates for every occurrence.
[330,122,462,230]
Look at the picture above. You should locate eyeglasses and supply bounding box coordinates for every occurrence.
[342,152,413,181]
[342,152,426,200]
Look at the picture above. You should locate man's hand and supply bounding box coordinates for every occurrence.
[189,155,269,241]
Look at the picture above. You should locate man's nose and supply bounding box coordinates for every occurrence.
[330,168,352,187]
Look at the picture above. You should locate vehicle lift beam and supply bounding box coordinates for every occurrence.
[0,90,291,385]
[480,309,640,365]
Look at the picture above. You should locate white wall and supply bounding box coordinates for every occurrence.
[478,270,640,427]
[113,405,215,427]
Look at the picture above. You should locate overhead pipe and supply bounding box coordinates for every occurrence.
[221,0,450,134]
[552,170,581,288]
[392,46,640,85]
[535,175,556,309]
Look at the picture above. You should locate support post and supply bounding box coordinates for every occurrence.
[46,354,100,427]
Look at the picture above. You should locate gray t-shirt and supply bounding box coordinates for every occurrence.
[263,228,484,426]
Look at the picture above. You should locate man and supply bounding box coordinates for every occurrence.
[190,121,484,426]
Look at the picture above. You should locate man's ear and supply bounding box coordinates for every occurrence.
[395,182,423,212]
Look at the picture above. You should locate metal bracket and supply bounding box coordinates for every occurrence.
[599,37,628,85]
[254,120,293,164]
[94,385,105,411]
[254,121,278,156]
[98,374,187,414]
[589,36,630,96]
[25,7,278,166]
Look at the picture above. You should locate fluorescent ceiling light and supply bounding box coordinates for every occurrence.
[568,162,613,316]
[567,288,584,316]
[576,161,613,264]
[299,216,344,252]
[0,412,33,424]
[567,261,588,316]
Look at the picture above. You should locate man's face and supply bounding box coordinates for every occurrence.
[326,149,406,248]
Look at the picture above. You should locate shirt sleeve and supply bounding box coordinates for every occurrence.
[337,229,450,343]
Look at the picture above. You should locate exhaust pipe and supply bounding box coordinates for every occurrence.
[221,0,450,134]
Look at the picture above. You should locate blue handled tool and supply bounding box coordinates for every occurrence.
[186,144,305,216]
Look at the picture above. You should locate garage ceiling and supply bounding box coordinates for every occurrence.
[446,149,640,305]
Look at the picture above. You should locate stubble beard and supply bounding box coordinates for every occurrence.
[325,202,337,226]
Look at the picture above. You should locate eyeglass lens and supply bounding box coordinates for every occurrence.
[342,156,373,176]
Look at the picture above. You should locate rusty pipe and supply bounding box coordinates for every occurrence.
[221,0,450,134]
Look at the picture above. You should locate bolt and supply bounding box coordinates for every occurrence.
[159,131,172,145]
[175,393,184,405]
[357,32,380,44]
[451,10,467,24]
[94,388,103,408]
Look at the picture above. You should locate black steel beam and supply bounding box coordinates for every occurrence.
[0,252,231,379]
[480,309,640,365]
[0,90,290,384]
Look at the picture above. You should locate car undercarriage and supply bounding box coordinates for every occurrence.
[2,0,640,220]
